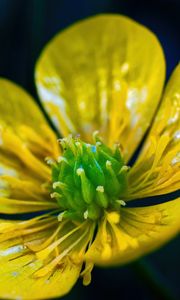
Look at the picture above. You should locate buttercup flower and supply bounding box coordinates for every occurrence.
[0,14,179,299]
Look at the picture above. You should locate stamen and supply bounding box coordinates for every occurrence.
[126,132,179,198]
[81,262,94,286]
[50,192,61,199]
[45,157,55,166]
[53,181,69,192]
[107,211,120,224]
[119,165,130,174]
[57,211,66,222]
[116,200,126,206]
[26,221,67,252]
[36,222,86,260]
[34,227,89,277]
[57,156,70,165]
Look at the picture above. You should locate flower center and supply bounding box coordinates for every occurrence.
[51,132,129,221]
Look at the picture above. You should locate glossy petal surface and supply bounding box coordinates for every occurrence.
[85,199,180,266]
[0,215,81,299]
[0,79,59,213]
[0,78,59,157]
[127,65,180,199]
[35,14,165,161]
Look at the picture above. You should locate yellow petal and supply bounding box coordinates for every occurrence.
[85,199,180,266]
[0,78,59,159]
[127,64,180,199]
[35,14,165,161]
[0,213,58,243]
[0,131,57,213]
[0,197,58,214]
[0,215,82,299]
[0,251,81,300]
[0,79,60,211]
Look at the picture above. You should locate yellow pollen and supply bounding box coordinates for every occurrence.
[96,186,104,193]
[107,212,120,224]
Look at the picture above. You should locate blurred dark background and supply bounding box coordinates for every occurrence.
[0,0,179,299]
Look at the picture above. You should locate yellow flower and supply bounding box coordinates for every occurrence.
[0,14,179,299]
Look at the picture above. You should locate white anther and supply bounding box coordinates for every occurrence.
[45,157,55,165]
[57,211,65,222]
[96,186,104,193]
[50,192,60,198]
[84,210,89,219]
[107,211,120,224]
[52,181,61,189]
[106,160,112,167]
[96,142,102,147]
[57,156,63,163]
[77,168,84,176]
[57,156,68,164]
[119,166,130,174]
[57,138,64,143]
[116,200,126,206]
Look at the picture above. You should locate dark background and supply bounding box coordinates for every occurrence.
[0,0,179,299]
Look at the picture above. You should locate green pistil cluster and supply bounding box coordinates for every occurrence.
[51,132,129,222]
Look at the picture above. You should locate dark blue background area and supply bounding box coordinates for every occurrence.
[0,1,179,300]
